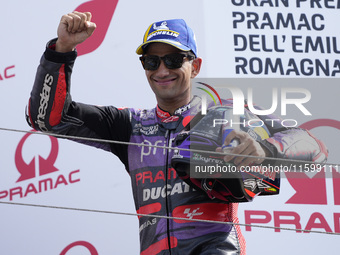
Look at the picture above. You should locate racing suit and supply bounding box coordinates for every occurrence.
[26,39,328,255]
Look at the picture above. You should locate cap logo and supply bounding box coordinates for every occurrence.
[153,21,169,30]
[137,19,197,57]
[146,21,179,42]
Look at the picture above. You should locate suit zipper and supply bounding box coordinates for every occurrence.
[164,129,172,254]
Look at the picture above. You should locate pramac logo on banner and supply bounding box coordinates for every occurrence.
[286,119,340,206]
[74,0,119,56]
[0,130,80,201]
[60,241,98,255]
[0,65,15,81]
[15,130,59,182]
[244,119,340,234]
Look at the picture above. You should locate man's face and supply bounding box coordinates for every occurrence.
[144,43,201,111]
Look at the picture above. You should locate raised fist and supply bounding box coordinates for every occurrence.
[56,11,96,52]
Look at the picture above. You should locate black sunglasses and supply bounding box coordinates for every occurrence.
[139,53,195,71]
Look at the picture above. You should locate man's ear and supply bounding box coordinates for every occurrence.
[191,58,202,78]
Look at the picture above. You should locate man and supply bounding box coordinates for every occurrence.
[26,11,327,255]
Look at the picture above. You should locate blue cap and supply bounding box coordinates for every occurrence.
[136,19,197,57]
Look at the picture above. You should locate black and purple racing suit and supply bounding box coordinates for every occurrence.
[26,39,328,255]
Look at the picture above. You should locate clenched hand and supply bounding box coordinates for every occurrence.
[56,11,96,53]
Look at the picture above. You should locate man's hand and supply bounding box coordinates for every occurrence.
[56,11,96,53]
[217,130,269,169]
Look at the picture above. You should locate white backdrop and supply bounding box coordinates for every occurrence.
[1,0,339,254]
